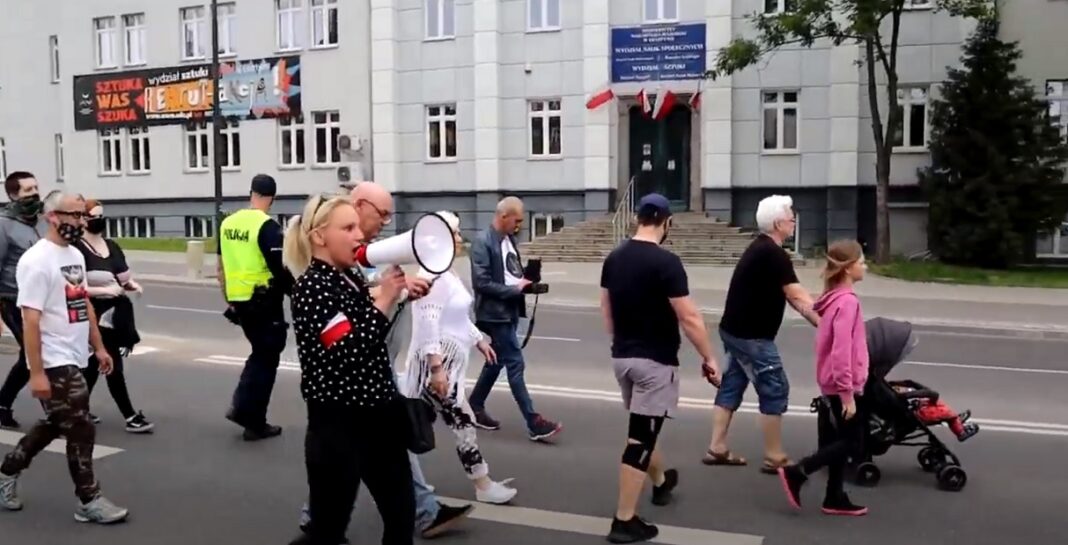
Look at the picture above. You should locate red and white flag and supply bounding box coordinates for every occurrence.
[652,89,678,120]
[320,312,353,349]
[637,88,653,117]
[688,91,702,111]
[585,86,615,110]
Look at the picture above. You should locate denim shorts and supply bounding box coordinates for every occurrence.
[713,328,790,416]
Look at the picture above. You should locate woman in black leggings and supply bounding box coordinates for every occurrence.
[78,199,153,433]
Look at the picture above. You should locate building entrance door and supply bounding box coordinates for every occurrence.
[628,103,692,210]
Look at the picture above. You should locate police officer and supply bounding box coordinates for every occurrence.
[219,174,294,441]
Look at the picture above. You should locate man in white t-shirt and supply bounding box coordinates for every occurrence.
[0,192,128,524]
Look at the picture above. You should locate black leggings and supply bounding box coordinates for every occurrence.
[800,395,865,500]
[83,329,137,419]
[0,298,29,409]
[305,400,415,545]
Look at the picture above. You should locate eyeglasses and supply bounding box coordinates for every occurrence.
[54,210,90,219]
[357,199,393,225]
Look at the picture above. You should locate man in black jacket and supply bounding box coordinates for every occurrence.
[466,197,561,442]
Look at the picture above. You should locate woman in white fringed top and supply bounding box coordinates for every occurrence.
[401,211,518,505]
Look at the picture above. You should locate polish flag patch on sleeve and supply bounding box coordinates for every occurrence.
[320,312,353,349]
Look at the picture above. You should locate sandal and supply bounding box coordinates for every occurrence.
[702,449,748,466]
[760,457,793,475]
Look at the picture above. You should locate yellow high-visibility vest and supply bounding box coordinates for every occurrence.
[219,208,272,302]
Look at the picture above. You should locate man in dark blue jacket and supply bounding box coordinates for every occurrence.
[467,196,562,442]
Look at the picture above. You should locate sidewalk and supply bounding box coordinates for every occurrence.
[127,250,1068,336]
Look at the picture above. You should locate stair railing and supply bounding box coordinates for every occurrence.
[611,176,637,245]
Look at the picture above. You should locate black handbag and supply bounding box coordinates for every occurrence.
[401,395,437,455]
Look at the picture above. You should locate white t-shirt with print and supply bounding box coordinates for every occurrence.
[500,237,524,287]
[16,239,91,369]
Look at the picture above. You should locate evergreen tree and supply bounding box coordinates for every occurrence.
[921,16,1068,268]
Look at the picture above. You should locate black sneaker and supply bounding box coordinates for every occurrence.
[89,413,102,425]
[651,469,678,506]
[777,465,807,510]
[957,423,979,442]
[288,531,349,545]
[421,503,474,539]
[473,411,500,431]
[821,494,868,516]
[0,408,19,430]
[607,516,659,544]
[125,412,154,434]
[243,424,282,441]
[528,415,562,442]
[958,410,972,424]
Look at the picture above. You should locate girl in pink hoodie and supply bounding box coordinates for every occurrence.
[778,240,870,516]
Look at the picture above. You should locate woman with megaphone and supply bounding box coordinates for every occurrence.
[282,194,415,545]
[399,211,518,506]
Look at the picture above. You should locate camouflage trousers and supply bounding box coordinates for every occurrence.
[0,365,100,503]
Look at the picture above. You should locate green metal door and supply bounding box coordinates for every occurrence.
[628,102,691,210]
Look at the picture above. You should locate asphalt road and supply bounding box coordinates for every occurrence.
[0,281,1065,545]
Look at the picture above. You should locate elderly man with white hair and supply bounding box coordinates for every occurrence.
[701,195,819,474]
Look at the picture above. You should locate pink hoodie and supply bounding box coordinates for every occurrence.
[813,286,869,405]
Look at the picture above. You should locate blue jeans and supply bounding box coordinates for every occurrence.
[300,451,440,533]
[713,328,790,416]
[468,320,538,430]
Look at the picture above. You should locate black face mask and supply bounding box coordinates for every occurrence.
[57,222,84,244]
[86,217,106,234]
[659,218,673,245]
[12,194,42,219]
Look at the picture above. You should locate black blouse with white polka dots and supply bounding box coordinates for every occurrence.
[290,258,397,408]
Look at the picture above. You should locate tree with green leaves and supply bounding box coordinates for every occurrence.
[708,0,990,263]
[920,16,1068,268]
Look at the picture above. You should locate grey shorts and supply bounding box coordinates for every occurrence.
[613,358,680,418]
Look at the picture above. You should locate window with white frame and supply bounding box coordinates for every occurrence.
[427,104,457,160]
[311,0,338,47]
[530,213,564,240]
[643,0,678,23]
[529,100,562,157]
[426,0,455,39]
[123,13,146,66]
[49,35,60,83]
[54,134,65,182]
[0,138,6,179]
[185,125,210,171]
[185,216,215,238]
[762,91,799,152]
[279,117,306,166]
[1048,80,1068,142]
[218,3,237,56]
[905,0,932,8]
[181,6,207,60]
[277,0,304,50]
[128,127,150,174]
[99,129,123,175]
[313,111,340,165]
[107,217,155,238]
[94,17,118,68]
[220,123,241,169]
[528,0,561,31]
[892,86,929,150]
[764,0,798,14]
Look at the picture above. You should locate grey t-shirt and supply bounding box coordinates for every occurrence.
[0,214,45,300]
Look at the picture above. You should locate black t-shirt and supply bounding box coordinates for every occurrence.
[600,240,689,367]
[719,234,799,340]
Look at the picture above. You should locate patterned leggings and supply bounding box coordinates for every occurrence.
[423,385,489,480]
[1,365,100,503]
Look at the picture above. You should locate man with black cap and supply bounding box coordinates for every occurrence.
[218,174,293,440]
[599,193,720,543]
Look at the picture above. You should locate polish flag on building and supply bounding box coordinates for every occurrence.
[652,89,678,120]
[585,86,615,110]
[688,91,702,111]
[320,312,353,348]
[637,88,653,117]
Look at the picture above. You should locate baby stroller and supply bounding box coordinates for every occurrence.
[832,317,972,492]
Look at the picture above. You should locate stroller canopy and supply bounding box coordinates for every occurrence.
[865,317,916,380]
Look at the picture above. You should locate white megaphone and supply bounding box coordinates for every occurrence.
[354,212,456,275]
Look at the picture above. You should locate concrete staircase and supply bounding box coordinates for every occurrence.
[522,212,768,265]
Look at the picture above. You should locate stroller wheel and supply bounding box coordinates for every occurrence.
[918,447,943,472]
[936,464,967,492]
[855,462,882,487]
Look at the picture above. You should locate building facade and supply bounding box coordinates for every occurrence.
[0,0,1047,255]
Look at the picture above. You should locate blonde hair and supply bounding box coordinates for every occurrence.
[282,194,354,277]
[822,239,864,292]
[435,210,460,233]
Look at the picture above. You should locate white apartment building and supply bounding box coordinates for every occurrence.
[3,0,1051,254]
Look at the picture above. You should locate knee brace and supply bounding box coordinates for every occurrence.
[621,413,665,472]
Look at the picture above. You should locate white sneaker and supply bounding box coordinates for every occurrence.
[475,480,517,505]
[0,472,21,511]
[74,495,129,524]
